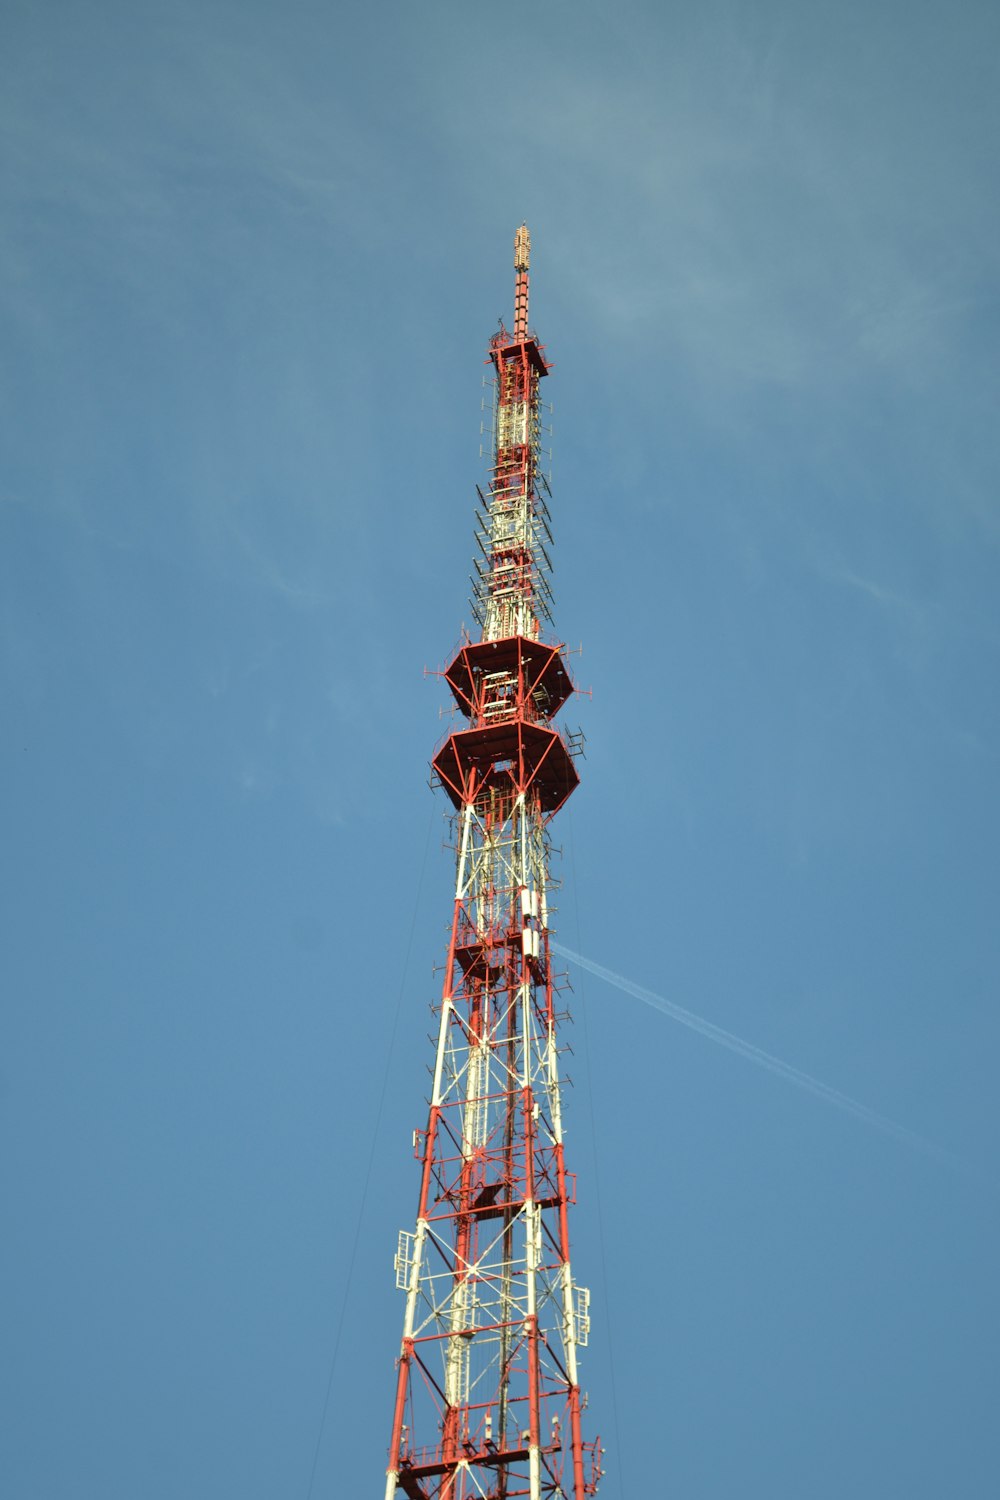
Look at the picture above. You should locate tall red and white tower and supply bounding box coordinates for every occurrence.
[382,228,602,1500]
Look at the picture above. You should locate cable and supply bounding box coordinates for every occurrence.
[304,801,437,1500]
[565,808,626,1500]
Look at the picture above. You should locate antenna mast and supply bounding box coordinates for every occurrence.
[381,227,601,1500]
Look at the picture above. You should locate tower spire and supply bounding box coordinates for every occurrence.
[513,222,530,339]
[381,230,601,1500]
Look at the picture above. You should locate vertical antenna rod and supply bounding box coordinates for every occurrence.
[513,222,530,339]
[380,229,601,1500]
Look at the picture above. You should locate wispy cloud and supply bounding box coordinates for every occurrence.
[402,3,1000,441]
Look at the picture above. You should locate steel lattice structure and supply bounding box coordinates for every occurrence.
[382,226,601,1500]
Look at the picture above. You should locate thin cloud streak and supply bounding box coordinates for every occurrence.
[553,941,980,1181]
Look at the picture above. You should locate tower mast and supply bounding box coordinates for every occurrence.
[383,226,601,1500]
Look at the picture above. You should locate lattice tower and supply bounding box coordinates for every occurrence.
[382,225,602,1500]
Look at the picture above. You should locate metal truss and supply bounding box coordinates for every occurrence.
[383,227,601,1500]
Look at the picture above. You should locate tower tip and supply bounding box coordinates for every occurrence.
[514,223,530,272]
[513,225,531,337]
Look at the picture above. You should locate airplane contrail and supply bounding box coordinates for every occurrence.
[552,941,974,1178]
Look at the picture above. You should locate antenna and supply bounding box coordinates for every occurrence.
[514,221,530,338]
[379,230,602,1500]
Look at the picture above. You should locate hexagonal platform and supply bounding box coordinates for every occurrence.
[445,636,574,722]
[432,718,579,815]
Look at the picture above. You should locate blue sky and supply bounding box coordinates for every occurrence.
[2,1,998,1496]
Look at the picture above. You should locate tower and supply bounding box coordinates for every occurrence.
[383,226,601,1500]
